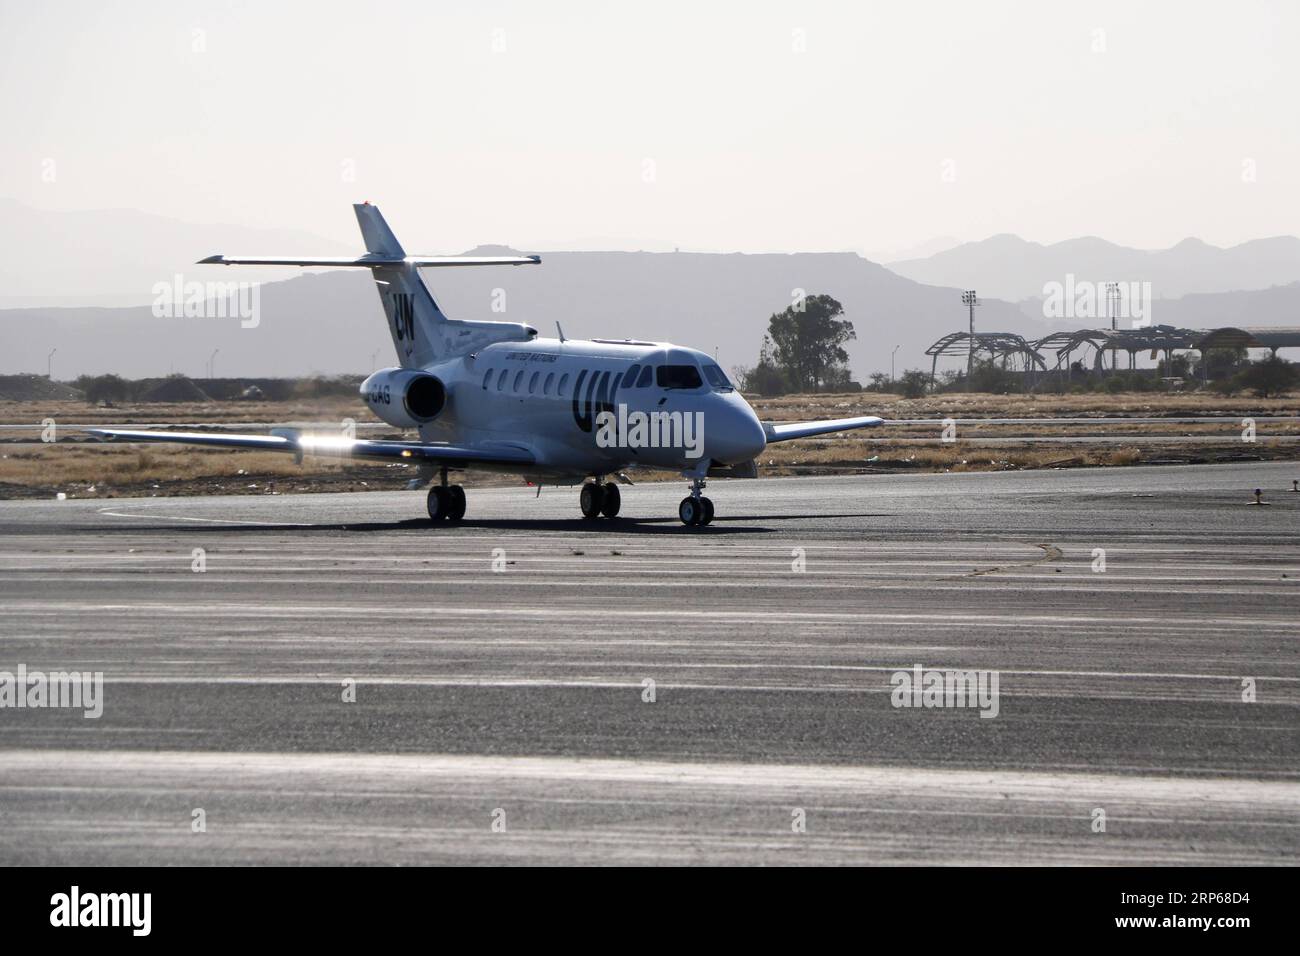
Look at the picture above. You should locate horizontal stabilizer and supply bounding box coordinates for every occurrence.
[198,254,540,268]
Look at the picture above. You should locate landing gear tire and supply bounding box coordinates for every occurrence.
[447,485,466,521]
[427,485,450,522]
[699,496,714,525]
[679,496,702,526]
[580,482,605,519]
[600,482,621,518]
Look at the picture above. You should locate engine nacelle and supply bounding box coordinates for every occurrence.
[360,367,447,428]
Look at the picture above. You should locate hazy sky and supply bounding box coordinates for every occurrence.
[2,0,1296,257]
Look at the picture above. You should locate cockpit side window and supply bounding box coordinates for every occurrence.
[702,364,733,390]
[656,365,704,389]
[636,365,653,387]
[622,364,641,389]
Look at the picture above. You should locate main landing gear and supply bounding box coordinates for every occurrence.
[679,475,714,526]
[579,479,622,519]
[426,468,466,522]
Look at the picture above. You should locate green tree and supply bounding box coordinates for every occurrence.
[897,369,930,399]
[765,294,856,393]
[1198,346,1247,381]
[1235,355,1298,397]
[968,358,1019,394]
[76,373,131,404]
[864,371,891,393]
[732,335,790,396]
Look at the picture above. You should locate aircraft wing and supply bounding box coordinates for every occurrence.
[87,428,535,468]
[763,416,885,443]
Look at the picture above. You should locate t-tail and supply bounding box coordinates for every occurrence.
[199,202,541,368]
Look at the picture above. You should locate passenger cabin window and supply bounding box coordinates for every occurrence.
[702,364,733,391]
[622,364,641,389]
[482,368,494,389]
[544,372,555,394]
[558,373,570,395]
[513,370,525,391]
[636,365,653,387]
[656,364,704,390]
[496,369,508,391]
[529,371,540,394]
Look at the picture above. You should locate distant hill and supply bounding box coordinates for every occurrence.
[1132,280,1300,329]
[0,198,355,308]
[0,374,82,401]
[0,250,1035,380]
[5,238,1299,384]
[888,234,1300,302]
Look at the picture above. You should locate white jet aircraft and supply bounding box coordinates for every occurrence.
[92,204,883,526]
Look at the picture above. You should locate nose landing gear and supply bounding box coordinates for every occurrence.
[679,475,714,526]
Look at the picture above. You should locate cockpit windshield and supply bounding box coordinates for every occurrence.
[657,364,704,389]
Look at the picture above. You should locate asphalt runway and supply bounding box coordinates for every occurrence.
[1,461,1297,865]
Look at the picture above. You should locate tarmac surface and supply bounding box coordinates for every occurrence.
[1,461,1297,864]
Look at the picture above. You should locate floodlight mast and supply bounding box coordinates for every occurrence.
[962,290,980,391]
[1106,282,1120,371]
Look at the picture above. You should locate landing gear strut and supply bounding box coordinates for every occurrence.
[579,479,622,520]
[426,468,466,522]
[679,476,714,526]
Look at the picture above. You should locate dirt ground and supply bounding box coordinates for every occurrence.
[1,391,1296,500]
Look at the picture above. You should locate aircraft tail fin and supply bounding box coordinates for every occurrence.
[354,202,405,258]
[198,203,541,368]
[356,204,451,367]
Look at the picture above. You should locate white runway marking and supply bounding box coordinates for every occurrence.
[6,600,1296,634]
[69,665,1299,685]
[5,749,1297,811]
[97,506,312,527]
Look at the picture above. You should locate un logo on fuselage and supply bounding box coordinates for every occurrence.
[571,369,616,433]
[391,293,415,341]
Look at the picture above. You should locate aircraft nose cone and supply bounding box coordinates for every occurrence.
[708,402,768,464]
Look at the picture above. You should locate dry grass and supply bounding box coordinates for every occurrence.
[0,443,525,499]
[0,396,372,428]
[1,391,1296,498]
[752,438,1173,476]
[751,390,1299,422]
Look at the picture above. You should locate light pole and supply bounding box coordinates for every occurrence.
[208,348,220,379]
[47,348,56,380]
[961,290,980,391]
[891,345,900,386]
[1105,282,1120,374]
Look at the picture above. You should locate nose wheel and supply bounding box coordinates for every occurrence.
[679,476,714,526]
[580,480,622,519]
[427,483,466,522]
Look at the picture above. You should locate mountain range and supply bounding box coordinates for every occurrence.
[2,201,1298,381]
[888,234,1300,303]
